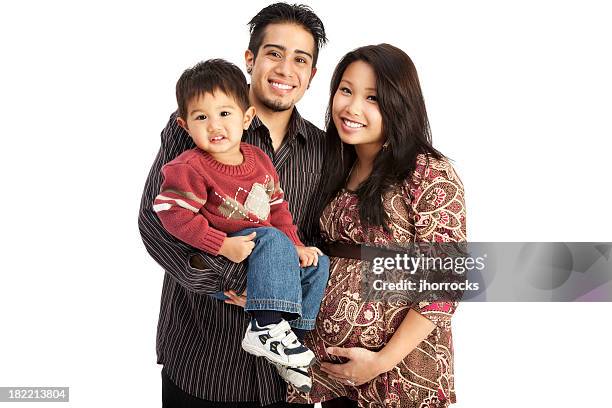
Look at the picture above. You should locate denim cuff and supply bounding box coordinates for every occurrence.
[245,298,302,317]
[289,318,316,331]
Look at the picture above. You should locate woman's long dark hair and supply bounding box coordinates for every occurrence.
[318,43,444,230]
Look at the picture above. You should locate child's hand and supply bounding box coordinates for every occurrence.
[296,245,324,267]
[218,232,256,263]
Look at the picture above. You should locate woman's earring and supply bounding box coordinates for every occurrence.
[382,141,390,151]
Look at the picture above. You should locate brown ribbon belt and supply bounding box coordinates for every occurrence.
[326,242,408,261]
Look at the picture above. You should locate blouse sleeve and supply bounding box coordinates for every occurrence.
[406,155,467,327]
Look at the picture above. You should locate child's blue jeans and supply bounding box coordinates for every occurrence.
[210,227,329,330]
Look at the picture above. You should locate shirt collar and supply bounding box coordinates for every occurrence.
[249,108,308,144]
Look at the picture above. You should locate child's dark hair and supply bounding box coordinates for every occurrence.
[319,44,445,230]
[248,3,327,67]
[176,59,250,119]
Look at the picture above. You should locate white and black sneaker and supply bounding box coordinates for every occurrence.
[273,362,312,393]
[241,319,316,367]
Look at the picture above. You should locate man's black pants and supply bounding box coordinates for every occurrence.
[162,368,314,408]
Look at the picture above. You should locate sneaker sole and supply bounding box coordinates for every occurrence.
[241,339,316,368]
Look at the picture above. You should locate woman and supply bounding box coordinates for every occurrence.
[288,44,466,407]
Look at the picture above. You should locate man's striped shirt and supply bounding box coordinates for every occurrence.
[138,109,325,404]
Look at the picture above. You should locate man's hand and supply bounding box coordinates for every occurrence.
[218,232,257,263]
[296,245,323,267]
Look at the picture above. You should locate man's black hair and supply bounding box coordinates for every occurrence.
[248,3,327,67]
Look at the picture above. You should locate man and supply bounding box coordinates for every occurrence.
[138,3,327,407]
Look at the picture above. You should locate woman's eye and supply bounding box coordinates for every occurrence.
[195,114,207,120]
[339,87,351,95]
[367,95,378,102]
[220,111,230,117]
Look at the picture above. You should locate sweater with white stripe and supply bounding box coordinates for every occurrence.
[154,142,303,255]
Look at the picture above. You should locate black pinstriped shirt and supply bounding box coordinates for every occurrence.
[138,109,325,405]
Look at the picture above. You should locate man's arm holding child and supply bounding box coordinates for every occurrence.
[138,114,248,294]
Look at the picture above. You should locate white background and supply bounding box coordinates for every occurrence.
[1,0,611,407]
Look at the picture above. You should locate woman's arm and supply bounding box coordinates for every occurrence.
[376,308,436,372]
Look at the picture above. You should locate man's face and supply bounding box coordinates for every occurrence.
[246,23,317,112]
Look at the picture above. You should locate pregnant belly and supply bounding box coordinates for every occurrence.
[305,257,410,364]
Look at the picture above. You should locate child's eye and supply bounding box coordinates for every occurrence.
[220,111,231,117]
[339,87,352,95]
[367,95,378,102]
[195,114,207,120]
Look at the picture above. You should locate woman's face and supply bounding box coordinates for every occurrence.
[332,60,384,149]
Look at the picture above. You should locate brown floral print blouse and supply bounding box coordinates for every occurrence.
[288,154,467,408]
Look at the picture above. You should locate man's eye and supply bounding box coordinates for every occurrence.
[220,111,230,117]
[269,51,281,58]
[195,114,207,120]
[296,57,306,64]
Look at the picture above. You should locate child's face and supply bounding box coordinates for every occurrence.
[332,60,384,149]
[178,91,255,158]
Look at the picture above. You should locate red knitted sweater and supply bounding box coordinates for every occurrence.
[154,143,303,256]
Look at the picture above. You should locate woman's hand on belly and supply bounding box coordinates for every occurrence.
[319,346,386,387]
